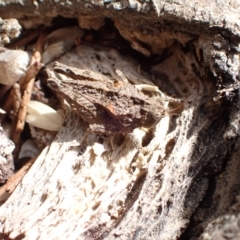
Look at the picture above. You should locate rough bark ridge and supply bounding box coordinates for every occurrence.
[0,1,239,240]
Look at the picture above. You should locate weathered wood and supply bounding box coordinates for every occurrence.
[0,1,240,240]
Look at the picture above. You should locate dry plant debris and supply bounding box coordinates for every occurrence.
[0,15,237,240]
[11,34,45,158]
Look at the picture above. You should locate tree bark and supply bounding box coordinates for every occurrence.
[0,1,240,240]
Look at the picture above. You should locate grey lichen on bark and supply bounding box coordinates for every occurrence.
[0,1,240,240]
[0,126,14,185]
[0,18,21,46]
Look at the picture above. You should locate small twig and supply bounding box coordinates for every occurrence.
[19,61,43,91]
[2,61,43,118]
[6,29,40,50]
[10,83,21,137]
[12,33,46,156]
[12,83,21,114]
[0,156,37,203]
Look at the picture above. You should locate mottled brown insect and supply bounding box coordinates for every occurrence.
[47,62,166,134]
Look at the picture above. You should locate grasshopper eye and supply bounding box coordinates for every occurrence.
[47,78,60,90]
[149,98,165,120]
[144,111,159,128]
[151,111,162,120]
[143,105,164,128]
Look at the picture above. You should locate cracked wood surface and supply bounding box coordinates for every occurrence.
[0,42,234,240]
[0,1,240,240]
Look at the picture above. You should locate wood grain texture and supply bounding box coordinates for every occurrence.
[0,1,240,240]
